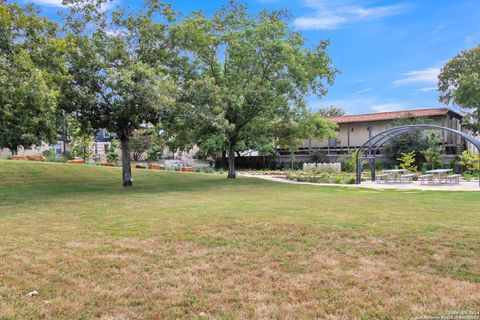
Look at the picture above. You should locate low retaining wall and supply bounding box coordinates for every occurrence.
[303,162,341,173]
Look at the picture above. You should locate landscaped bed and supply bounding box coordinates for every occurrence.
[240,170,360,184]
[1,160,480,319]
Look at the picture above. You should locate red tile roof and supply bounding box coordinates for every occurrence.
[329,108,460,124]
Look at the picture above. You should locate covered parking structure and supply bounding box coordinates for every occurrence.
[355,124,480,187]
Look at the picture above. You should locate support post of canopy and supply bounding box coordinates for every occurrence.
[371,157,376,182]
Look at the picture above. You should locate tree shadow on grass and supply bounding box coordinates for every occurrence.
[0,171,275,211]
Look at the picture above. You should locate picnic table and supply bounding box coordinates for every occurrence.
[424,169,453,184]
[377,169,411,184]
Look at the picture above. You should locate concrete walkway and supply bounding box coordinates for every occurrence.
[239,174,480,192]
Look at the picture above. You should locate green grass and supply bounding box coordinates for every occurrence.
[0,160,479,319]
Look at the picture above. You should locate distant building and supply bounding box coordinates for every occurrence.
[277,107,465,163]
[0,128,113,161]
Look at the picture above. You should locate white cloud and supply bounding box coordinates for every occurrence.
[295,15,347,30]
[313,96,409,114]
[417,87,437,92]
[393,67,440,86]
[30,0,63,6]
[354,88,371,94]
[294,1,407,30]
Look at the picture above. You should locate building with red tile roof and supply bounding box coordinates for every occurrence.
[276,107,465,165]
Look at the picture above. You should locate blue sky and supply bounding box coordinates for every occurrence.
[15,0,480,115]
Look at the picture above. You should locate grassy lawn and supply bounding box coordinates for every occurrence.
[0,160,479,319]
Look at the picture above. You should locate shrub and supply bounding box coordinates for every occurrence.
[422,132,442,170]
[147,145,163,162]
[309,150,329,163]
[106,140,120,163]
[42,150,56,158]
[397,150,417,172]
[62,151,73,160]
[459,150,480,174]
[346,176,356,184]
[341,149,362,172]
[43,150,66,162]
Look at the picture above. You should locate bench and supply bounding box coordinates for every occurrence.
[376,173,388,183]
[447,174,461,184]
[400,173,415,183]
[419,174,433,184]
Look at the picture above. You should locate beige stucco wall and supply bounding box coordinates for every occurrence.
[0,142,65,159]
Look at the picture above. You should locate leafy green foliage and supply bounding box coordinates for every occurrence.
[0,3,61,154]
[130,130,151,162]
[276,112,337,166]
[169,1,337,178]
[459,150,480,174]
[397,151,417,172]
[317,106,345,118]
[106,139,119,163]
[309,150,329,164]
[422,132,442,170]
[146,145,163,162]
[61,0,178,186]
[383,115,432,165]
[341,149,362,172]
[71,130,94,162]
[439,45,480,134]
[129,128,165,162]
[196,133,228,161]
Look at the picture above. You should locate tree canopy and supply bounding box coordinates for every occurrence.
[0,3,61,154]
[60,0,178,186]
[1,0,339,186]
[169,1,337,178]
[317,106,345,118]
[439,44,480,134]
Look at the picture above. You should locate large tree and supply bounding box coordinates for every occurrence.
[61,0,178,187]
[0,3,61,155]
[317,105,345,118]
[438,45,480,134]
[171,1,337,178]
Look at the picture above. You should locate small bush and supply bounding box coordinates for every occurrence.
[459,150,480,174]
[43,150,66,162]
[397,150,417,172]
[62,151,73,160]
[106,140,120,163]
[147,145,163,162]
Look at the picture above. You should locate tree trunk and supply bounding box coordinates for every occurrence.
[227,138,236,179]
[120,138,133,187]
[10,146,18,156]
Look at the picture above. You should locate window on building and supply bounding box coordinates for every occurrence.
[104,144,109,152]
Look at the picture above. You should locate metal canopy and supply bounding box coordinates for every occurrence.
[355,124,480,187]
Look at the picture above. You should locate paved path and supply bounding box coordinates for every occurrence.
[239,174,480,192]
